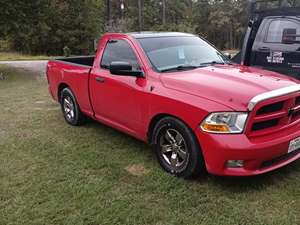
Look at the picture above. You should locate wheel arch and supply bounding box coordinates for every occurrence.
[147,112,206,177]
[57,83,70,103]
[147,113,196,145]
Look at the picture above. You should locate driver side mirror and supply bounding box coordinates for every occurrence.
[109,61,144,77]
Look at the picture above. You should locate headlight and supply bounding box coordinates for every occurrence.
[200,112,248,134]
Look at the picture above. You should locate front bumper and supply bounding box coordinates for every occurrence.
[195,124,300,176]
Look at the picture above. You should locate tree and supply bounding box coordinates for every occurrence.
[1,0,105,55]
[1,0,277,54]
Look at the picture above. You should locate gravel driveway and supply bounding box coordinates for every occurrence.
[0,60,48,76]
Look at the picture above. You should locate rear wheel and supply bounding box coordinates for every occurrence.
[60,88,85,126]
[152,117,205,178]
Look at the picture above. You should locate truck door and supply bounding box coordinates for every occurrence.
[89,38,147,136]
[251,17,300,79]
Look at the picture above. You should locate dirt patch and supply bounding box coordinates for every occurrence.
[15,130,35,140]
[125,164,149,176]
[0,128,6,137]
[33,107,43,111]
[35,101,46,104]
[46,107,60,111]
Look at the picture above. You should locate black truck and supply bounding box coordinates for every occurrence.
[233,0,300,79]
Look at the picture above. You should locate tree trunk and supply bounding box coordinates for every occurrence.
[138,0,144,31]
[106,0,112,31]
[162,0,166,26]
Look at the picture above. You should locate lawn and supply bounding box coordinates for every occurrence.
[0,65,299,225]
[0,52,57,61]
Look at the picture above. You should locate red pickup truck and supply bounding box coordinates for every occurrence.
[47,32,300,178]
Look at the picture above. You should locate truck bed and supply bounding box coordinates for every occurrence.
[47,57,94,118]
[55,56,95,67]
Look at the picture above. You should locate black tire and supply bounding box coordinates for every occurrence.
[60,88,86,126]
[152,117,205,178]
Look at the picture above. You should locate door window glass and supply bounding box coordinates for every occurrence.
[265,19,300,43]
[101,39,140,70]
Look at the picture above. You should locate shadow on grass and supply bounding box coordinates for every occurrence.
[83,117,155,156]
[191,160,300,193]
[71,117,300,192]
[84,117,147,144]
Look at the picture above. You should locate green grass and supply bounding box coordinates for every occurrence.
[0,52,58,61]
[0,65,299,225]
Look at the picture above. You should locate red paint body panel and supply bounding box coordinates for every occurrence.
[47,33,300,176]
[195,124,300,176]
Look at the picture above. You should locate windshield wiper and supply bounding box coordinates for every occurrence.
[199,61,225,67]
[160,65,198,73]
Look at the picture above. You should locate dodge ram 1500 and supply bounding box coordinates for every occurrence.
[47,32,300,178]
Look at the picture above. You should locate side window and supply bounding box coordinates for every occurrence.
[101,39,140,71]
[265,19,300,43]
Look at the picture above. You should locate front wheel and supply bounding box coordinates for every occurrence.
[152,117,205,178]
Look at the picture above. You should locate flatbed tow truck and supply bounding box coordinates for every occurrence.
[233,0,300,79]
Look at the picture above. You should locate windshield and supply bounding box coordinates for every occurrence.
[137,36,230,72]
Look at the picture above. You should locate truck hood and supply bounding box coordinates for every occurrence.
[160,64,299,111]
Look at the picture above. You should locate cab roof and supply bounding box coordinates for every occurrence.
[127,32,195,39]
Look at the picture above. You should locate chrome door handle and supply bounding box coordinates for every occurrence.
[95,76,105,83]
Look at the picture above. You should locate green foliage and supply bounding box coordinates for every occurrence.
[0,0,269,53]
[1,0,105,55]
[255,0,300,9]
[0,40,10,52]
[63,46,71,57]
[192,0,249,50]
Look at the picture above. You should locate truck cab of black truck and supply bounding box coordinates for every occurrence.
[233,0,300,79]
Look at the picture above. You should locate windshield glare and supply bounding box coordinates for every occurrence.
[138,36,228,72]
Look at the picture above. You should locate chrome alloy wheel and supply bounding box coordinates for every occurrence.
[63,96,75,122]
[159,128,189,172]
